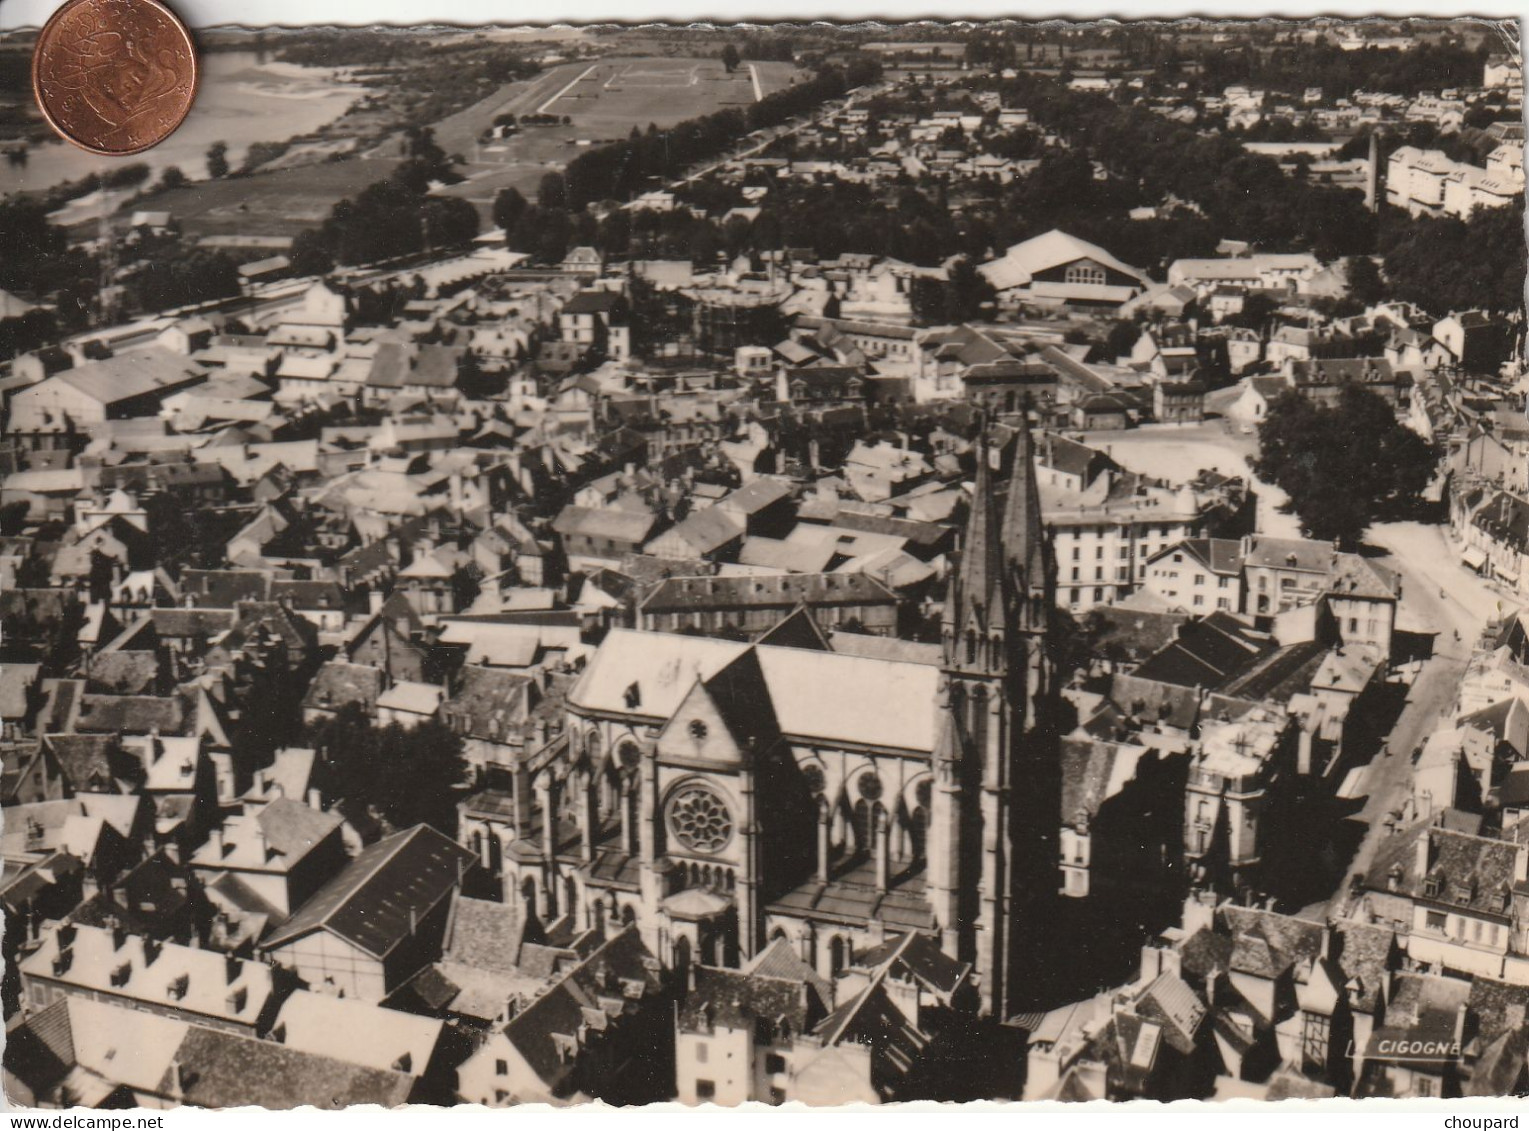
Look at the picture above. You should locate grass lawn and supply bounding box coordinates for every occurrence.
[425,56,805,221]
[128,158,403,241]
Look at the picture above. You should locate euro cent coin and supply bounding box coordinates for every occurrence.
[32,0,198,156]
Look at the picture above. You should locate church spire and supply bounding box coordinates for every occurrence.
[1003,418,1051,602]
[943,419,1005,671]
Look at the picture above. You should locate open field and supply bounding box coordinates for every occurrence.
[52,53,801,246]
[122,157,402,241]
[423,56,804,222]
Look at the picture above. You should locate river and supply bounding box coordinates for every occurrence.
[1,51,366,198]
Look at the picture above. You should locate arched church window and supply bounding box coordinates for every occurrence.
[965,629,977,664]
[852,800,873,856]
[856,773,883,802]
[830,936,847,975]
[909,806,929,863]
[618,740,642,769]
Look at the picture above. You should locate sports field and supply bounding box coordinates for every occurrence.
[539,58,762,121]
[426,56,805,220]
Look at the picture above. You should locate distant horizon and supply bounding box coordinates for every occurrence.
[0,0,1517,32]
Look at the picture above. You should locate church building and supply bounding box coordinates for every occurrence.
[471,422,1061,1018]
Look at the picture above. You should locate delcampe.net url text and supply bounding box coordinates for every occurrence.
[7,1118,165,1129]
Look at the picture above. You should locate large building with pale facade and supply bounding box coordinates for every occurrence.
[460,423,1064,1018]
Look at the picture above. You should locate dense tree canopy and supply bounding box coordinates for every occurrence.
[305,166,481,267]
[991,74,1379,261]
[1254,386,1440,548]
[125,249,241,313]
[492,186,529,234]
[0,309,59,361]
[1379,201,1525,317]
[0,198,70,295]
[307,702,469,836]
[910,257,996,325]
[1195,39,1490,102]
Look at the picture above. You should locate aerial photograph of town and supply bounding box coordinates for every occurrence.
[0,14,1524,1109]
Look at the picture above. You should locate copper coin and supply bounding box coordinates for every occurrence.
[32,0,198,157]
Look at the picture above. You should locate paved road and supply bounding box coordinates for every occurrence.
[1319,520,1503,919]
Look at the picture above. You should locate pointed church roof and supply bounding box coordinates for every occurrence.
[660,647,781,763]
[701,647,780,751]
[1003,419,1048,593]
[947,424,1005,639]
[755,605,833,653]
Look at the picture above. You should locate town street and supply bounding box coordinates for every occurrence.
[1320,521,1506,917]
[1089,414,1513,920]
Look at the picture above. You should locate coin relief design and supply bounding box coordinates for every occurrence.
[32,0,197,156]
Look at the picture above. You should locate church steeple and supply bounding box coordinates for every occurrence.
[932,410,1063,1019]
[1002,416,1054,634]
[943,421,1006,675]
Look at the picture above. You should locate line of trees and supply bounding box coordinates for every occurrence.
[1194,39,1492,102]
[291,127,479,271]
[559,59,880,211]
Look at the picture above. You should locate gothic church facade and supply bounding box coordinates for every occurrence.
[471,423,1060,1018]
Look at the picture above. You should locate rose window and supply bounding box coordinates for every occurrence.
[666,784,733,854]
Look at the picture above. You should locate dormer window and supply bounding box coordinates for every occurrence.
[1423,876,1441,898]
